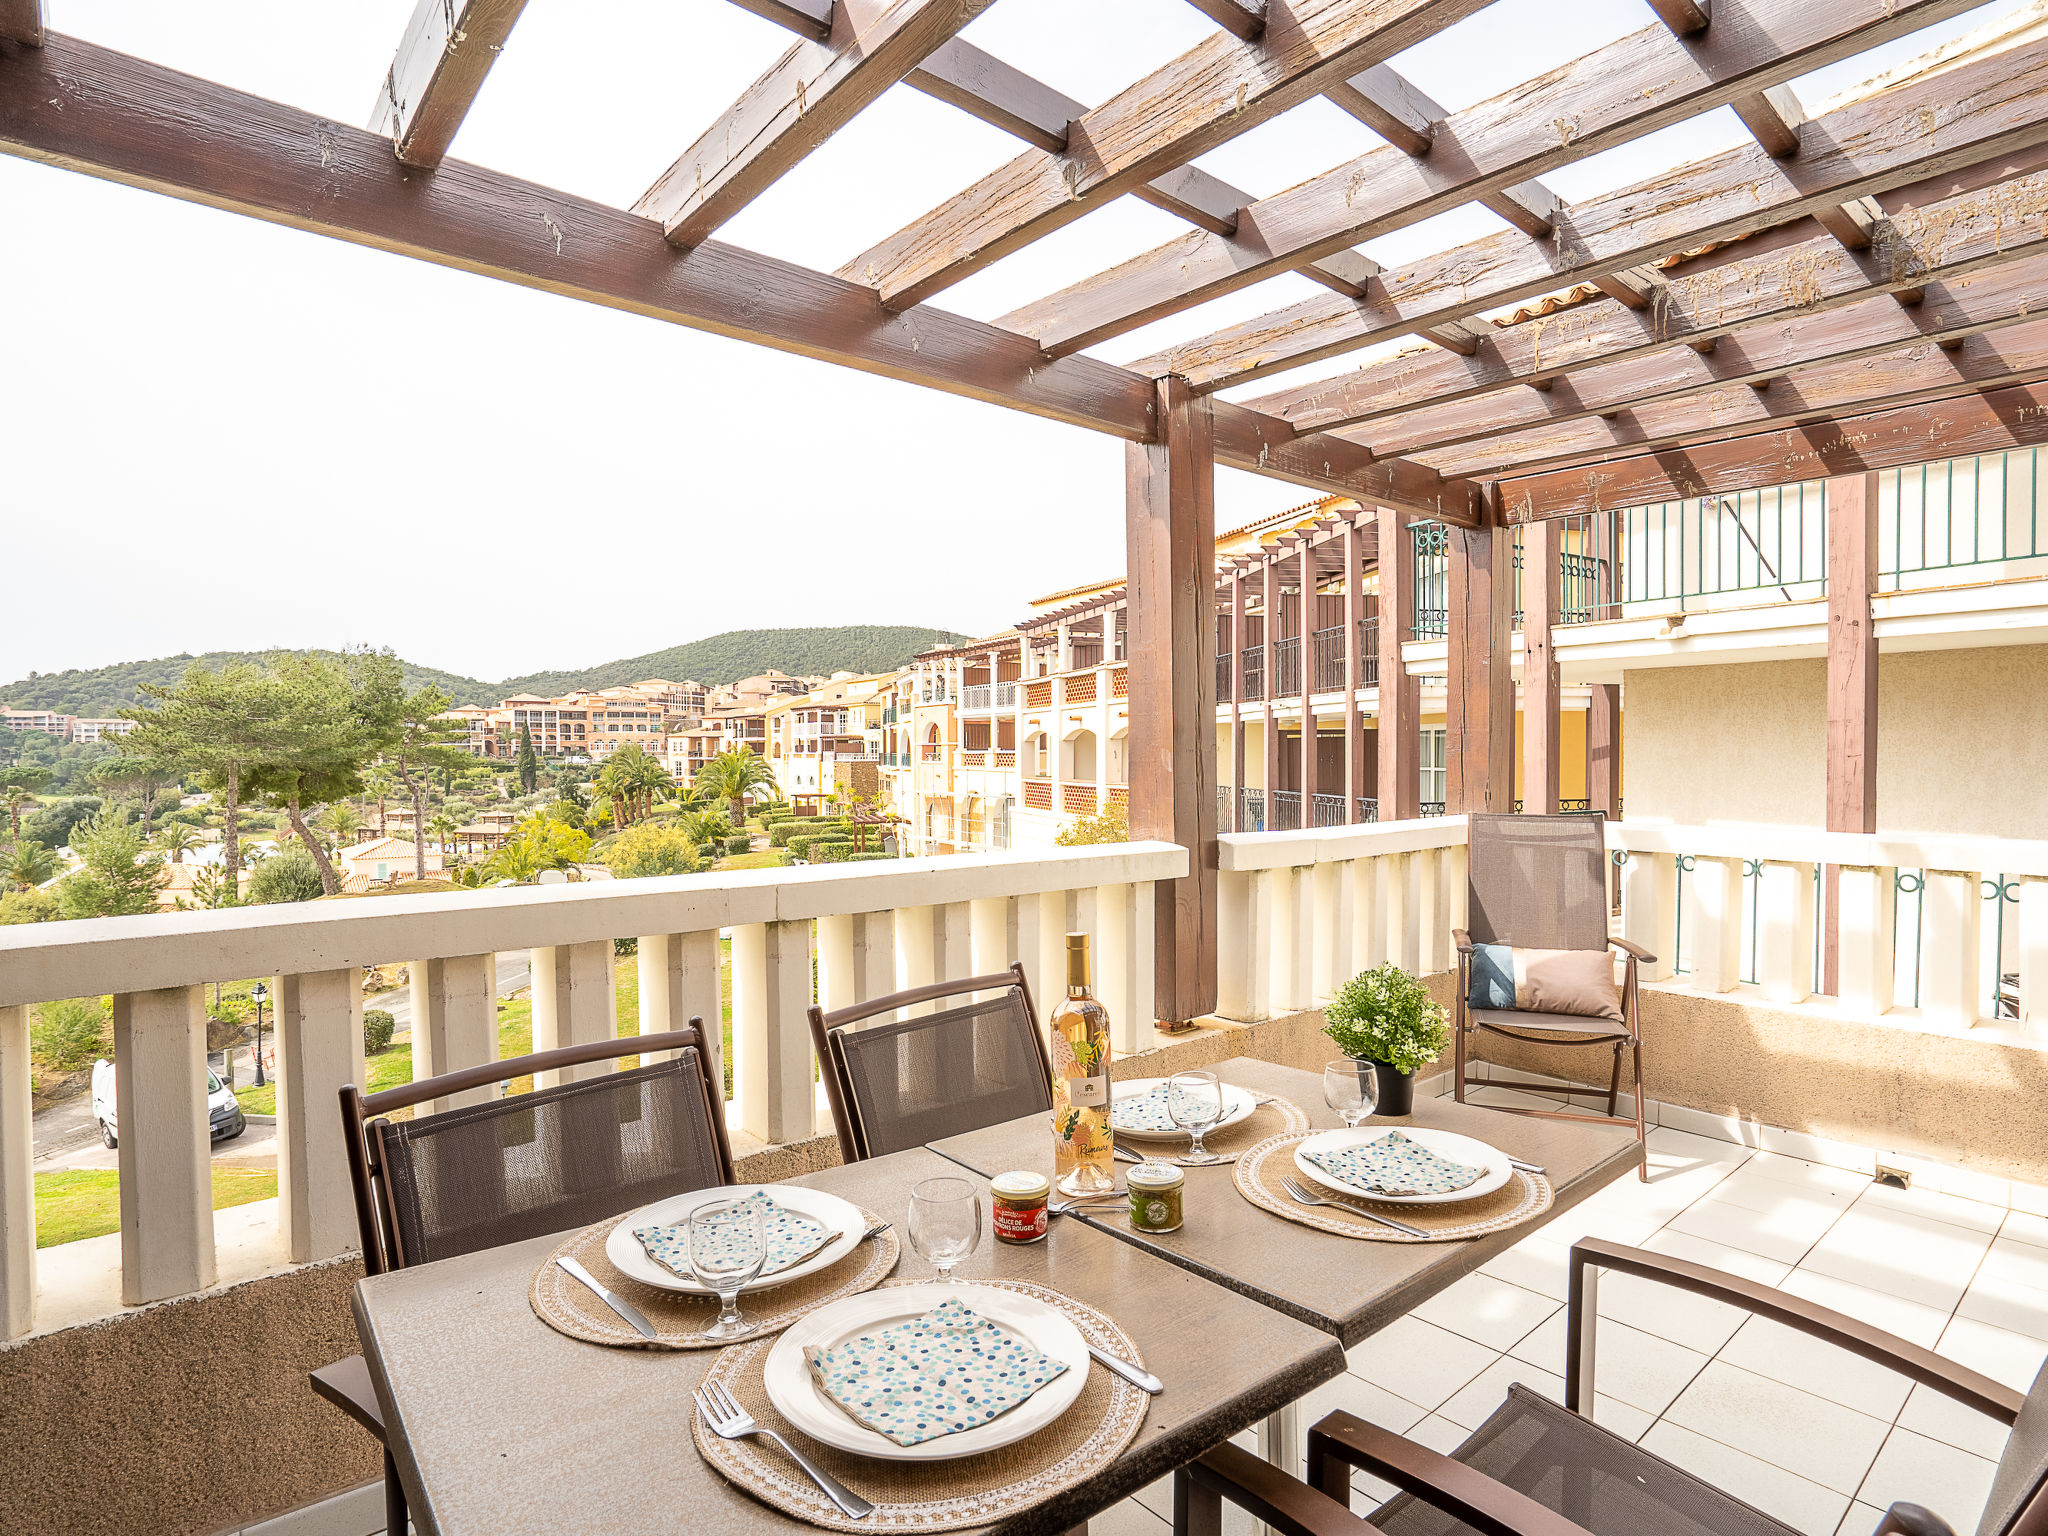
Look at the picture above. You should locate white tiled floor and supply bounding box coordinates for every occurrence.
[1101,1083,2046,1536]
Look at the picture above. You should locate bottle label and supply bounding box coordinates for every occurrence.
[993,1203,1048,1243]
[1068,1072,1109,1109]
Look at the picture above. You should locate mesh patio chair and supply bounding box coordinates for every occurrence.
[809,963,1054,1162]
[1455,813,1653,1179]
[1175,1236,2042,1536]
[310,1024,732,1536]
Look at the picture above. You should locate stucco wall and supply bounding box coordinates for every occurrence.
[1623,644,2048,836]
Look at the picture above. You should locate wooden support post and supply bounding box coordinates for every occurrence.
[1825,470,1879,994]
[273,968,365,1265]
[1262,556,1280,821]
[113,986,214,1307]
[1,1004,31,1339]
[1343,521,1364,822]
[1448,523,1514,815]
[410,953,497,1112]
[531,941,617,1088]
[1377,512,1421,820]
[1299,540,1318,815]
[1587,683,1621,816]
[1522,517,1561,815]
[1126,375,1218,1022]
[1229,569,1245,831]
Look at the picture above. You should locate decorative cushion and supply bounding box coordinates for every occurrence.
[1304,1130,1486,1198]
[1468,944,1622,1022]
[633,1190,831,1281]
[803,1297,1070,1447]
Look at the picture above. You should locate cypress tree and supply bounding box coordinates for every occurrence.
[517,725,538,795]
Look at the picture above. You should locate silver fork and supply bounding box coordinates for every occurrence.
[1279,1177,1429,1238]
[695,1379,874,1519]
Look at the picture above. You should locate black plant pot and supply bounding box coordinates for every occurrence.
[1372,1059,1417,1117]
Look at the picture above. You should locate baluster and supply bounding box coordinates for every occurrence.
[531,942,617,1088]
[1921,870,1983,1029]
[894,904,937,1015]
[2020,877,2048,1039]
[1688,857,1744,994]
[638,931,720,1074]
[1,1004,32,1338]
[731,919,814,1145]
[1311,862,1344,1000]
[1621,852,1677,982]
[1834,865,1897,1017]
[1269,865,1312,1018]
[1094,882,1144,1055]
[1416,849,1445,975]
[969,896,1010,979]
[1348,857,1384,974]
[112,986,214,1306]
[273,969,365,1264]
[1755,861,1817,1004]
[1217,871,1255,1021]
[933,901,973,985]
[410,954,498,1111]
[1025,891,1068,1020]
[1383,852,1415,974]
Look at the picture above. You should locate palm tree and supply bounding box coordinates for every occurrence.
[318,801,363,852]
[5,841,56,891]
[155,823,199,863]
[695,748,778,813]
[428,810,458,853]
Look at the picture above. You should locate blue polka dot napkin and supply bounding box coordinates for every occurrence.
[1305,1131,1486,1198]
[803,1298,1071,1447]
[633,1190,832,1281]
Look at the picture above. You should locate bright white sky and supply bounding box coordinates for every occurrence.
[0,0,2014,684]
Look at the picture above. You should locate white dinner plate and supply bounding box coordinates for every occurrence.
[764,1282,1089,1461]
[1109,1077,1258,1141]
[1293,1126,1515,1206]
[604,1184,866,1296]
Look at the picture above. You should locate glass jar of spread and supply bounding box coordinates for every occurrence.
[991,1170,1050,1245]
[1127,1161,1185,1234]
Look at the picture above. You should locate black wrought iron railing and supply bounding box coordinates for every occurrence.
[1271,637,1301,698]
[1268,789,1302,831]
[1311,626,1345,692]
[1311,793,1347,828]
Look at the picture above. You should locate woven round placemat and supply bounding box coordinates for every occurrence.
[1112,1093,1310,1167]
[694,1278,1150,1532]
[530,1209,900,1349]
[1234,1131,1553,1242]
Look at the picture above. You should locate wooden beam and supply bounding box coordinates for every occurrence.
[907,39,1075,152]
[369,0,528,171]
[1587,682,1620,816]
[1298,539,1316,811]
[836,0,1489,310]
[1002,0,1982,357]
[1522,517,1560,816]
[1446,525,1513,816]
[1729,82,1805,159]
[1250,157,2048,431]
[1493,381,2048,520]
[724,0,834,40]
[1133,42,2048,394]
[0,0,42,47]
[1644,0,1711,34]
[634,0,986,248]
[1182,0,1266,41]
[1127,376,1218,1022]
[1208,402,1483,523]
[1376,513,1420,821]
[1827,471,1878,837]
[1342,521,1364,822]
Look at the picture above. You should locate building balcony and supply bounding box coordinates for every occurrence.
[959,685,992,712]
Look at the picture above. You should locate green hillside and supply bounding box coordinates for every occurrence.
[0,627,969,718]
[495,627,968,695]
[0,651,498,718]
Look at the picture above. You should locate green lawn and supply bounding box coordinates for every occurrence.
[715,849,790,871]
[35,1167,278,1248]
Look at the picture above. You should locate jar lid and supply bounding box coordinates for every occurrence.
[1126,1160,1185,1189]
[991,1170,1050,1198]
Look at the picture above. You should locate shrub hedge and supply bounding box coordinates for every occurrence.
[363,1009,397,1054]
[724,833,751,855]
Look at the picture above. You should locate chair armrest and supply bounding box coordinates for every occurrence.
[1606,937,1655,964]
[310,1354,387,1440]
[1453,928,1473,954]
[1874,1504,1958,1536]
[1182,1442,1378,1536]
[1309,1410,1595,1536]
[1569,1240,2024,1425]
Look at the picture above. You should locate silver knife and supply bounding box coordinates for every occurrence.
[558,1255,658,1340]
[1088,1343,1163,1395]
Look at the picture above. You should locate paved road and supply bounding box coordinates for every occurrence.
[367,951,531,1031]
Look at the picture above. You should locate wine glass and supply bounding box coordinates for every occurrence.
[1323,1059,1380,1129]
[908,1176,982,1282]
[687,1196,768,1341]
[1168,1070,1226,1164]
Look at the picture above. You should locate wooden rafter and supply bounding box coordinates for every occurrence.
[1492,381,2048,520]
[724,0,835,40]
[835,0,1490,311]
[1001,0,1979,358]
[0,0,40,47]
[369,0,527,171]
[1249,155,2048,434]
[1130,33,2048,391]
[0,33,1479,522]
[633,0,988,248]
[1180,0,1267,42]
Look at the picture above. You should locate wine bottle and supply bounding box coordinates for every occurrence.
[1049,932,1115,1196]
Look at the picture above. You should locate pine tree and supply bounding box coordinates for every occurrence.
[517,725,538,795]
[57,808,166,919]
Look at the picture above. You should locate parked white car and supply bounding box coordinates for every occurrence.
[90,1058,246,1150]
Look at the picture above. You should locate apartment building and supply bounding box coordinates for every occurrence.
[71,717,136,744]
[762,674,888,804]
[2,708,75,738]
[441,678,709,761]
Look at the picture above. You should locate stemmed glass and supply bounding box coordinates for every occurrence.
[908,1176,982,1282]
[687,1196,768,1341]
[1323,1059,1380,1129]
[1168,1070,1226,1164]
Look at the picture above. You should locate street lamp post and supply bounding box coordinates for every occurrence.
[251,981,268,1088]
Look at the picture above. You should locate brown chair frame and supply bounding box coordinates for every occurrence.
[808,963,1053,1163]
[1173,1235,2048,1536]
[311,1024,731,1536]
[1452,813,1653,1180]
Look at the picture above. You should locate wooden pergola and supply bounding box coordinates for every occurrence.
[7,0,2048,1020]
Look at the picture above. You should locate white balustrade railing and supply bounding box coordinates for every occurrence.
[960,685,993,711]
[0,843,1184,1337]
[1216,817,1471,1022]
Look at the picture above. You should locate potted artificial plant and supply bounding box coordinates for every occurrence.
[1322,962,1450,1117]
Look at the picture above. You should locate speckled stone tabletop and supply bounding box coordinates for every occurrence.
[353,1145,1345,1536]
[930,1057,1641,1348]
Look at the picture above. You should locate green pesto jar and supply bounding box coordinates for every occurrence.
[1126,1161,1185,1234]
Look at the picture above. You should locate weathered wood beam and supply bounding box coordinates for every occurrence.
[837,0,1489,310]
[0,0,42,47]
[1644,0,1711,34]
[906,39,1075,152]
[1181,0,1267,42]
[1004,0,1980,357]
[1134,36,2048,393]
[1348,252,2048,462]
[1209,403,1482,525]
[725,0,835,39]
[369,0,528,171]
[635,0,987,248]
[1251,157,2048,432]
[1492,380,2048,520]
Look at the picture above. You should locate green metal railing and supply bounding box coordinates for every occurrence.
[1880,450,2048,589]
[1620,482,1829,609]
